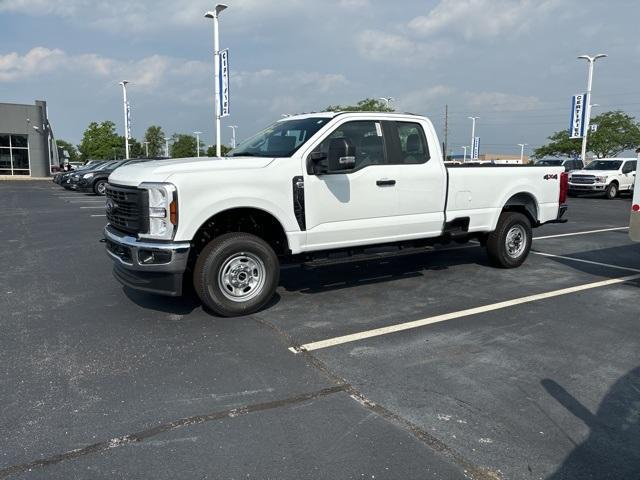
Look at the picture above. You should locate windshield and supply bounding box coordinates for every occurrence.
[585,160,622,170]
[228,117,330,157]
[536,160,563,166]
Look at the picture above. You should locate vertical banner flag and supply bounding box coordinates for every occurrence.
[126,101,132,139]
[472,136,480,160]
[569,93,587,138]
[218,49,230,117]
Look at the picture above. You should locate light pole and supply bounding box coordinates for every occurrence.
[379,97,394,110]
[164,137,171,158]
[461,146,468,162]
[193,131,202,157]
[518,143,528,164]
[228,125,238,148]
[577,53,607,163]
[143,141,149,158]
[468,116,479,161]
[205,4,228,158]
[119,81,130,159]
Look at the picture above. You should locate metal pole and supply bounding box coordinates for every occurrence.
[164,137,170,158]
[144,141,149,157]
[194,131,202,157]
[228,125,237,148]
[518,143,527,163]
[578,54,606,164]
[206,5,227,158]
[468,116,478,162]
[462,146,467,162]
[120,81,130,159]
[443,104,448,161]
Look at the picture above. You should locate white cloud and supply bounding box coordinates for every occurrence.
[408,0,560,40]
[355,29,452,63]
[463,91,544,112]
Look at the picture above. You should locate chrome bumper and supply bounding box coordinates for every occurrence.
[103,225,190,273]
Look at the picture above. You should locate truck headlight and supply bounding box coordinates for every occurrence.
[83,173,94,179]
[139,182,178,240]
[595,176,607,183]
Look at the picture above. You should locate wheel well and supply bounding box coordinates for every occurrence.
[191,208,289,261]
[609,180,619,186]
[503,192,538,226]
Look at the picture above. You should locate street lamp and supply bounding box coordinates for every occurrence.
[119,81,130,159]
[468,116,479,161]
[518,143,528,164]
[228,125,238,148]
[193,131,202,157]
[379,97,394,110]
[205,4,228,158]
[164,137,171,158]
[577,53,607,163]
[461,146,468,162]
[143,141,149,158]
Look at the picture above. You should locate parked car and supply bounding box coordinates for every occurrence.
[103,111,568,316]
[568,158,637,199]
[53,160,105,185]
[535,158,584,172]
[73,159,148,195]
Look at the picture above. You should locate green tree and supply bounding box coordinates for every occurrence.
[534,110,640,159]
[169,133,201,158]
[587,111,640,158]
[325,98,394,112]
[144,125,166,157]
[78,121,122,160]
[55,139,79,162]
[206,144,231,157]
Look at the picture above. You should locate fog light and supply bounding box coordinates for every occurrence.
[138,250,172,265]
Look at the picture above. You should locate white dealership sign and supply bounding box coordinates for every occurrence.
[218,49,230,117]
[569,93,587,138]
[472,136,480,160]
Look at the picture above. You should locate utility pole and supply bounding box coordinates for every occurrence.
[468,116,479,161]
[228,125,238,148]
[164,137,170,158]
[119,81,130,159]
[462,146,468,162]
[443,104,448,161]
[518,143,528,164]
[205,4,228,158]
[577,54,607,163]
[143,141,149,158]
[194,131,202,157]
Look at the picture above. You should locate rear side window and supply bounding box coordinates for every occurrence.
[311,120,386,170]
[384,122,430,165]
[623,161,637,173]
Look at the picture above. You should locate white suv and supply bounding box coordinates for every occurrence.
[568,158,637,199]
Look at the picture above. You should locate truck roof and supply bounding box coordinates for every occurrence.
[278,111,426,122]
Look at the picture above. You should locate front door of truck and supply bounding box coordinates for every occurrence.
[303,120,400,250]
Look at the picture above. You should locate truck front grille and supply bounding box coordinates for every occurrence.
[570,175,595,184]
[105,184,148,235]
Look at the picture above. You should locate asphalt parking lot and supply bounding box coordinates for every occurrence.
[1,181,639,480]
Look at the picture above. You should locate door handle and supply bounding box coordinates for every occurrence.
[376,179,396,187]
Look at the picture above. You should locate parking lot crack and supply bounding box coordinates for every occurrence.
[0,385,348,479]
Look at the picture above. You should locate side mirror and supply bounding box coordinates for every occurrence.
[327,138,356,173]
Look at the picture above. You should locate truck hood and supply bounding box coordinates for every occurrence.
[571,169,619,176]
[108,156,275,186]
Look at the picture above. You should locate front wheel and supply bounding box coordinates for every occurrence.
[193,233,279,317]
[604,182,618,200]
[486,212,532,268]
[94,179,108,195]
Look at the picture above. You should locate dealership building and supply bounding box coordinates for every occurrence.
[0,100,59,177]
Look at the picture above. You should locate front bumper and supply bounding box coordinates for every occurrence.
[568,182,606,192]
[104,225,191,296]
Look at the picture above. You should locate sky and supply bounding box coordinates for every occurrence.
[1,0,639,157]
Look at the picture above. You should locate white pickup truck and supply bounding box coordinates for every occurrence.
[104,112,567,316]
[568,158,637,199]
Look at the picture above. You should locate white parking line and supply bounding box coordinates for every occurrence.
[90,214,107,217]
[290,273,640,353]
[531,251,640,273]
[80,206,106,209]
[534,226,629,240]
[68,200,105,203]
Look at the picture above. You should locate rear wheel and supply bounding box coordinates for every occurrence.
[486,212,532,268]
[94,179,108,195]
[605,182,618,199]
[193,233,279,317]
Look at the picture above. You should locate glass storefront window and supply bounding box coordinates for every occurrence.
[0,134,30,175]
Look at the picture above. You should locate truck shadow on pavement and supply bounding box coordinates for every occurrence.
[543,367,640,479]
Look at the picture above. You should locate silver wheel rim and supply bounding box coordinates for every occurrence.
[609,185,617,197]
[505,224,527,258]
[97,182,106,194]
[218,252,266,302]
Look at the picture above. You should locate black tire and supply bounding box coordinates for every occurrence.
[193,232,279,317]
[604,182,618,200]
[486,212,532,268]
[94,179,108,196]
